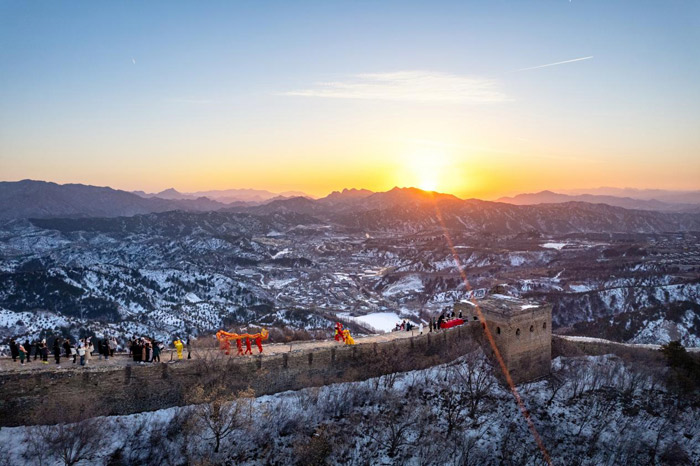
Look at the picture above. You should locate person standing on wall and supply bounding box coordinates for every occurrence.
[86,337,93,364]
[152,341,161,363]
[109,337,117,357]
[9,338,18,362]
[63,338,71,360]
[18,342,26,365]
[78,341,86,366]
[53,338,61,365]
[173,337,184,360]
[41,339,49,364]
[23,339,31,363]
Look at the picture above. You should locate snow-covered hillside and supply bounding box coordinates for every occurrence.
[0,351,696,465]
[0,212,698,347]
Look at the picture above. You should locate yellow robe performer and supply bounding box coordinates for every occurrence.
[173,338,184,359]
[342,329,355,345]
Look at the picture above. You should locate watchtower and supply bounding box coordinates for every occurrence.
[454,296,551,384]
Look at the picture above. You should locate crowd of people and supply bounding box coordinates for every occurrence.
[392,309,465,334]
[6,336,121,366]
[4,335,192,367]
[127,336,187,363]
[429,309,464,332]
[393,319,421,333]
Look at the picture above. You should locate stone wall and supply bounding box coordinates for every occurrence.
[0,326,481,427]
[495,306,552,384]
[455,300,552,384]
[551,335,666,363]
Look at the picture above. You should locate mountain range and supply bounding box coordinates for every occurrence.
[561,187,700,204]
[2,181,700,235]
[133,187,309,203]
[497,190,700,212]
[0,180,228,219]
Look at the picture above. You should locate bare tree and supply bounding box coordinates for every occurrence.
[0,436,11,466]
[366,395,430,459]
[28,419,103,466]
[22,431,52,466]
[454,356,494,419]
[292,425,335,466]
[22,399,103,466]
[185,383,255,455]
[574,391,617,437]
[453,422,490,466]
[435,382,466,439]
[544,373,566,406]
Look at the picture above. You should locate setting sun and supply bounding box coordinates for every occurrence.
[398,147,454,193]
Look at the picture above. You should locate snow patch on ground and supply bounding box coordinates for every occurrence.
[541,242,569,250]
[271,248,291,259]
[337,311,401,333]
[569,283,593,293]
[382,275,423,296]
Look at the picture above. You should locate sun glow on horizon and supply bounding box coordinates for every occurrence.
[397,145,464,194]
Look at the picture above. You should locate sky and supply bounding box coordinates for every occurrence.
[1,0,699,199]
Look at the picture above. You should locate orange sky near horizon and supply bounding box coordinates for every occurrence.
[2,2,699,200]
[8,144,698,201]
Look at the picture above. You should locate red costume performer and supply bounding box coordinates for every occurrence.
[255,336,263,353]
[236,339,244,355]
[334,322,343,342]
[244,337,253,355]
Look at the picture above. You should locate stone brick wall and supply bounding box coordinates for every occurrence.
[455,301,552,384]
[495,306,552,383]
[551,335,665,363]
[0,326,481,427]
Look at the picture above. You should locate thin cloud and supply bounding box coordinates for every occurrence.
[163,98,214,104]
[517,56,593,72]
[283,71,508,103]
[132,58,136,65]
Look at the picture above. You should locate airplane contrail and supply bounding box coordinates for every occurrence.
[517,55,593,72]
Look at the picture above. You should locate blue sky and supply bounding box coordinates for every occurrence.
[1,1,698,197]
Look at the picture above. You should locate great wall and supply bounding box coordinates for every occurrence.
[2,308,694,427]
[0,325,481,427]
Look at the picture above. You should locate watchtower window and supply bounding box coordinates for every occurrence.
[473,316,478,321]
[496,327,501,335]
[530,325,534,333]
[543,322,547,330]
[515,328,520,337]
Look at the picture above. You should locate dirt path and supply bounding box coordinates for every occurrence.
[0,330,420,374]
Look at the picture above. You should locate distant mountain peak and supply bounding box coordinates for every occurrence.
[158,188,181,195]
[323,188,374,201]
[382,186,460,200]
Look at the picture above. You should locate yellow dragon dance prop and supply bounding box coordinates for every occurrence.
[216,328,269,355]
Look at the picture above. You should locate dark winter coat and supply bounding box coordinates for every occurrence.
[9,340,19,358]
